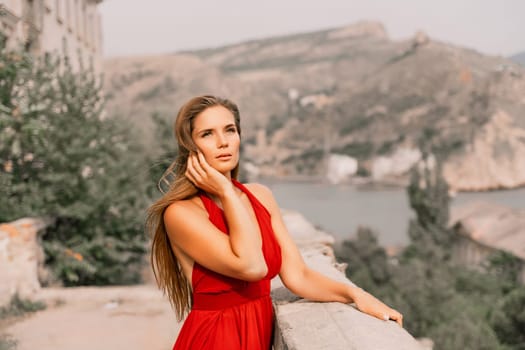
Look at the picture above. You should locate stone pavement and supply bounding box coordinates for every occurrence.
[1,285,181,350]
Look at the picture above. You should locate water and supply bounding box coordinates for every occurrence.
[262,181,525,247]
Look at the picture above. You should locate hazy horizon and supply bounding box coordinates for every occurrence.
[100,0,525,59]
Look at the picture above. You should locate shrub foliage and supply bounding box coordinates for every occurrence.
[0,38,149,285]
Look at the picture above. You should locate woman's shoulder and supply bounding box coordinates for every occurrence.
[164,195,206,220]
[243,182,272,197]
[243,183,278,211]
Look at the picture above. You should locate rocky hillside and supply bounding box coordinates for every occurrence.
[511,51,525,66]
[103,21,525,191]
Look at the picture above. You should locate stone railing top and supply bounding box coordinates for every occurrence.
[273,210,423,350]
[0,217,49,240]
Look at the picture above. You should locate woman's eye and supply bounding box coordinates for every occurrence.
[227,128,236,133]
[201,131,211,137]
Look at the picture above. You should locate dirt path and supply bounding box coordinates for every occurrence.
[1,285,182,350]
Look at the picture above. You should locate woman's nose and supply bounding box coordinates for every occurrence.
[216,133,228,148]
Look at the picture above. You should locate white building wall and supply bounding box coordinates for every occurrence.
[1,0,103,73]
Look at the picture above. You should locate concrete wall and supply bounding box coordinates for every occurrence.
[273,210,424,350]
[0,0,103,72]
[0,217,50,307]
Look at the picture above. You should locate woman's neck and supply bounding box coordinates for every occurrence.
[207,179,240,208]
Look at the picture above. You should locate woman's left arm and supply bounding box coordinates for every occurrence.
[249,184,403,327]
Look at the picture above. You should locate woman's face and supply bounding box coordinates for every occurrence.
[191,105,240,177]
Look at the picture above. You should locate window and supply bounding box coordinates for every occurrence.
[55,0,62,23]
[74,0,80,37]
[0,22,14,48]
[82,1,87,41]
[32,0,44,30]
[62,35,68,57]
[65,0,71,31]
[87,12,93,46]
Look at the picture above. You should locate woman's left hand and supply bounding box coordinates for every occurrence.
[352,288,403,327]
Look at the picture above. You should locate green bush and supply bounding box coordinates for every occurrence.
[336,154,523,349]
[335,226,391,293]
[0,37,149,285]
[266,114,286,139]
[0,335,17,350]
[333,141,374,159]
[490,287,525,349]
[0,294,46,319]
[339,115,372,135]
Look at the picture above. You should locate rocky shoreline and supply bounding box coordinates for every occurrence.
[257,173,525,193]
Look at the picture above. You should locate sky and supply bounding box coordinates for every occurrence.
[99,0,525,59]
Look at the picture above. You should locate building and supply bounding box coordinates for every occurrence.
[450,201,525,283]
[0,0,103,72]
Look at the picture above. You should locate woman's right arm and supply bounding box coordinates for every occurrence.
[163,153,268,281]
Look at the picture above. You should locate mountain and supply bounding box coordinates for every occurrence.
[510,51,525,66]
[103,21,525,191]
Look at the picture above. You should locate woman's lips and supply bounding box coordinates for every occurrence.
[216,154,232,160]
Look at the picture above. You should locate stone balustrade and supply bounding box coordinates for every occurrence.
[272,210,424,350]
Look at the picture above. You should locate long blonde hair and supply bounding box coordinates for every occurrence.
[146,95,241,320]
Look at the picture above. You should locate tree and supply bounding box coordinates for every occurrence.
[335,152,518,349]
[336,226,391,294]
[0,37,149,285]
[490,287,525,349]
[431,312,503,350]
[403,152,455,263]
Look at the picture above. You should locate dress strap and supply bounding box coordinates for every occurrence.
[231,180,271,217]
[198,191,215,214]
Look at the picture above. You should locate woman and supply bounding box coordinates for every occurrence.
[146,95,402,350]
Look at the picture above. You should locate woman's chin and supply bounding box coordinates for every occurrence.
[211,162,237,175]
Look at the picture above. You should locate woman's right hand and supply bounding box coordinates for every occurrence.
[185,152,233,197]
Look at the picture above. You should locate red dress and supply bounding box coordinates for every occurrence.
[173,180,282,350]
